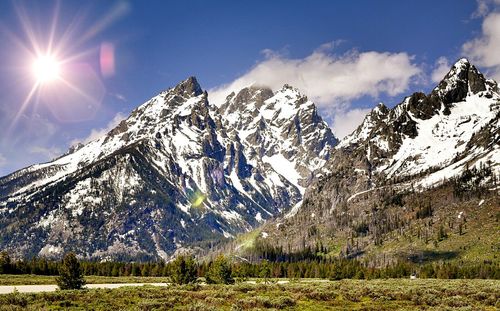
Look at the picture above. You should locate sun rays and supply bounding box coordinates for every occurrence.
[3,1,129,135]
[32,54,61,83]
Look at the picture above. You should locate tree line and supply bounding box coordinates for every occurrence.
[1,251,499,283]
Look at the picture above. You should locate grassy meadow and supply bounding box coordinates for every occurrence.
[0,278,498,310]
[0,274,170,286]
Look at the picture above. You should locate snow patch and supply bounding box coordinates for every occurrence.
[262,154,303,193]
[255,212,263,223]
[39,244,63,256]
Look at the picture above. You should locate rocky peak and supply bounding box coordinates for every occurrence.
[432,58,489,104]
[220,86,274,114]
[276,84,304,99]
[339,59,498,161]
[397,59,495,122]
[172,76,203,98]
[234,86,274,107]
[371,103,389,117]
[338,103,390,148]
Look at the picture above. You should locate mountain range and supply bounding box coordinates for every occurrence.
[226,58,499,265]
[0,58,498,262]
[0,76,336,260]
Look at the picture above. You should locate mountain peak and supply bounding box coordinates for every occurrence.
[234,86,274,106]
[432,58,489,104]
[453,57,470,67]
[373,102,389,115]
[279,84,301,93]
[219,86,274,114]
[444,58,472,80]
[0,74,340,260]
[172,76,203,97]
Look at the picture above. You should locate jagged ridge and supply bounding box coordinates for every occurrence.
[0,77,337,260]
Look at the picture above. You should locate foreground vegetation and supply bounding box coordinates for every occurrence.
[0,275,170,286]
[1,279,498,310]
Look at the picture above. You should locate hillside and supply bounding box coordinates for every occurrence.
[217,59,500,266]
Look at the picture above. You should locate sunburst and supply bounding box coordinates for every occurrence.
[4,1,129,132]
[32,54,61,84]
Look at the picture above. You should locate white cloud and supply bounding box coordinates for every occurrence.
[209,45,421,140]
[463,11,500,80]
[71,112,126,146]
[473,0,491,18]
[332,108,372,139]
[431,57,451,83]
[210,48,421,108]
[29,146,63,160]
[472,0,500,18]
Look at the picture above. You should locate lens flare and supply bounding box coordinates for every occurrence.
[5,1,129,135]
[100,42,115,77]
[191,191,206,208]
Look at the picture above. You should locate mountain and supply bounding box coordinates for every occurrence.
[310,58,499,203]
[225,59,500,264]
[0,77,337,260]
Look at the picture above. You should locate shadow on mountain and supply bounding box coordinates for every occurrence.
[405,250,460,263]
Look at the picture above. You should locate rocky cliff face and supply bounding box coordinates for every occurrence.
[243,59,499,257]
[319,58,500,206]
[0,77,337,260]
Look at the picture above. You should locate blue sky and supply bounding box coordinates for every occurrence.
[0,0,499,176]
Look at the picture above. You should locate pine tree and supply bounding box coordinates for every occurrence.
[259,260,271,283]
[56,252,85,290]
[0,251,11,274]
[170,255,197,284]
[205,255,234,284]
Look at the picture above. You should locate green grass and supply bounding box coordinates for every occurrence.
[0,279,498,310]
[0,275,170,286]
[368,197,500,264]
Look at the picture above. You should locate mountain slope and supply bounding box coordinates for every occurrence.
[318,58,499,204]
[226,59,500,264]
[0,77,337,260]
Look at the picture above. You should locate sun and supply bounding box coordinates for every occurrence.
[32,55,61,83]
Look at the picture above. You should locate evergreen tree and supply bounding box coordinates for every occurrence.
[56,252,85,290]
[205,255,234,284]
[170,255,197,284]
[259,260,271,283]
[0,251,11,274]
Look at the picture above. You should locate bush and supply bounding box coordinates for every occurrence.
[273,296,296,308]
[2,289,28,307]
[56,252,85,290]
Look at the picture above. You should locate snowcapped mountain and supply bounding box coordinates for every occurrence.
[218,85,336,192]
[331,58,499,196]
[0,77,337,260]
[227,58,499,262]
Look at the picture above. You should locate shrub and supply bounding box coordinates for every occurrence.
[2,289,28,307]
[273,296,296,308]
[186,301,216,311]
